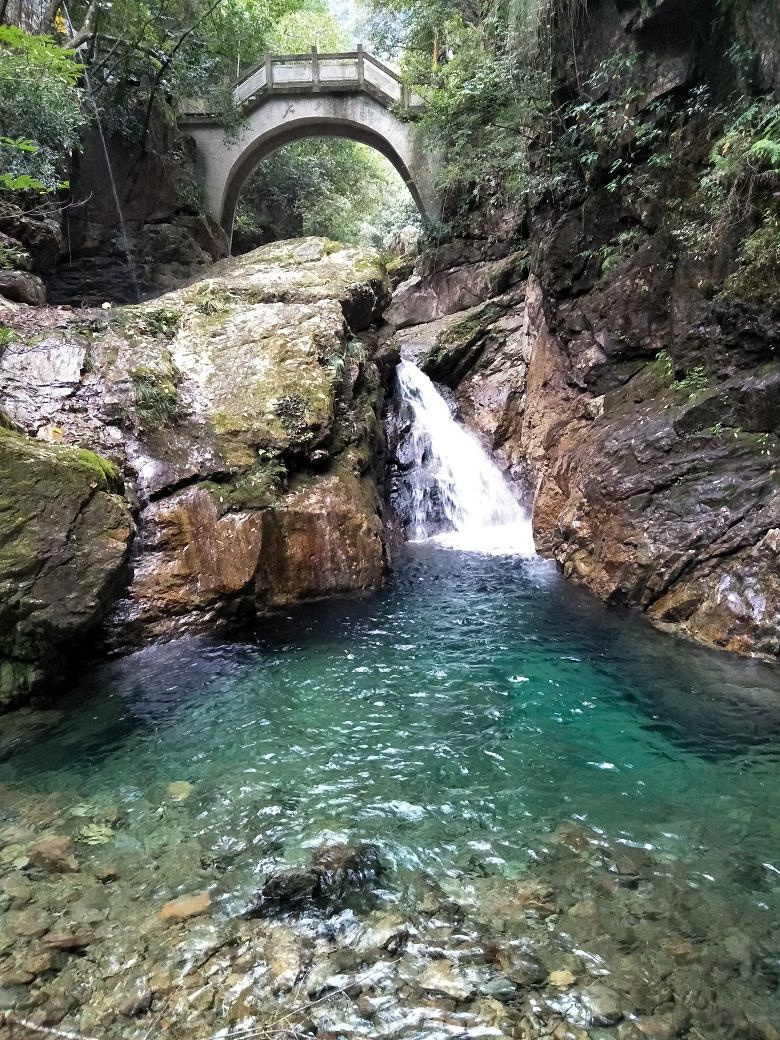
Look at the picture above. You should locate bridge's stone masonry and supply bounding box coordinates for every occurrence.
[179,51,440,244]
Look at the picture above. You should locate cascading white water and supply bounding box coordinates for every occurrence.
[395,360,536,556]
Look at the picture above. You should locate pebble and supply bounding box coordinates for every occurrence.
[265,925,305,992]
[158,890,211,921]
[43,930,92,950]
[21,948,60,975]
[0,768,773,1040]
[28,834,79,873]
[1,875,32,906]
[577,983,625,1027]
[418,960,475,1001]
[0,984,27,1009]
[116,978,153,1017]
[8,906,53,938]
[549,969,576,988]
[167,780,194,801]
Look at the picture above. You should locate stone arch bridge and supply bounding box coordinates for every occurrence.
[179,48,439,246]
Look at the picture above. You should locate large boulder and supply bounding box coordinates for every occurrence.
[0,270,46,306]
[0,427,134,708]
[0,238,393,669]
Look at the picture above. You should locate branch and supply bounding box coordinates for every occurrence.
[68,0,100,49]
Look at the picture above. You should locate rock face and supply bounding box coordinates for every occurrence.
[47,119,229,305]
[0,238,393,703]
[521,275,780,658]
[0,423,134,708]
[0,200,63,307]
[411,250,779,661]
[399,1,780,661]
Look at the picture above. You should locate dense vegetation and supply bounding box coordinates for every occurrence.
[0,0,777,278]
[234,139,419,249]
[359,0,779,300]
[0,0,419,248]
[0,25,84,192]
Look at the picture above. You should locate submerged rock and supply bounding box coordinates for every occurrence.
[158,890,211,921]
[246,842,384,917]
[28,835,79,874]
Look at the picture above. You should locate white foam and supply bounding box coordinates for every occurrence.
[396,361,536,557]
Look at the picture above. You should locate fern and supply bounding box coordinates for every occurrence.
[748,138,780,170]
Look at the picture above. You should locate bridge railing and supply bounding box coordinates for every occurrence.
[179,46,423,118]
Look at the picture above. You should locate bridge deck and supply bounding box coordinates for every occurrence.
[180,47,422,120]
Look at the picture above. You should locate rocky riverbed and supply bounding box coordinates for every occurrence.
[0,546,778,1040]
[0,770,777,1040]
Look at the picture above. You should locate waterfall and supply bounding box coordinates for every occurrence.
[394,360,536,556]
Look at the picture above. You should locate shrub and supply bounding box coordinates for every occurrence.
[0,27,85,193]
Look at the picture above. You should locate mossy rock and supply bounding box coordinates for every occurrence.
[0,428,134,709]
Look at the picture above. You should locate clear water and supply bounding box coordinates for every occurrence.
[395,361,534,554]
[2,548,780,1033]
[3,548,779,901]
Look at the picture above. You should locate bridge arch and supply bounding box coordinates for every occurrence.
[179,51,440,248]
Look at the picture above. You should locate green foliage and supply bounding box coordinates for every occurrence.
[0,28,84,193]
[235,138,420,247]
[359,0,586,210]
[269,4,350,51]
[0,27,80,83]
[590,228,647,281]
[654,350,675,384]
[671,366,710,400]
[79,0,315,143]
[723,210,780,303]
[672,99,780,301]
[702,101,780,205]
[128,366,185,429]
[135,308,182,340]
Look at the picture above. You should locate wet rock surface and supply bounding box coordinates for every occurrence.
[0,238,394,704]
[0,426,134,709]
[403,243,780,661]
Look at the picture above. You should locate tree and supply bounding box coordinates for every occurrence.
[0,25,85,192]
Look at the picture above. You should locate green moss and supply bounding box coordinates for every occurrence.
[203,455,288,511]
[0,426,120,489]
[187,283,236,316]
[275,393,314,440]
[421,301,506,374]
[67,447,121,486]
[118,306,182,341]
